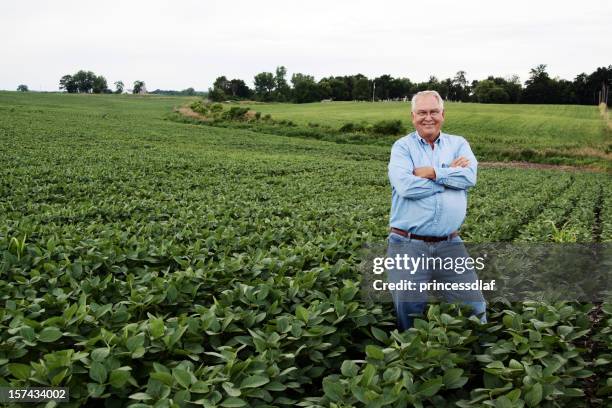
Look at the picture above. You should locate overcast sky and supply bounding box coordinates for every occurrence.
[1,0,610,91]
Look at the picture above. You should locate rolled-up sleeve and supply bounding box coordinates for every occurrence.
[388,140,445,199]
[434,138,477,190]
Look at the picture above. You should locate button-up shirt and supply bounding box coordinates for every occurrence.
[388,131,477,236]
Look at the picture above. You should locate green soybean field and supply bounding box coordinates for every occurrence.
[0,92,611,407]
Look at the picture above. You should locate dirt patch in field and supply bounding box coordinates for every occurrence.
[176,106,207,120]
[479,161,603,172]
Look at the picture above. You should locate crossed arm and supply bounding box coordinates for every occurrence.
[388,139,477,199]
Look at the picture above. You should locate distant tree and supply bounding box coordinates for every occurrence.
[473,79,509,103]
[72,70,96,93]
[291,73,319,103]
[373,74,393,100]
[207,76,229,101]
[587,65,612,106]
[213,76,231,94]
[253,72,275,101]
[92,75,109,94]
[182,87,196,96]
[389,77,413,99]
[133,80,146,94]
[522,64,559,103]
[114,81,124,94]
[439,78,452,100]
[504,75,522,103]
[449,71,470,102]
[352,76,370,100]
[274,66,291,101]
[59,75,77,93]
[17,84,29,92]
[573,73,591,105]
[229,79,251,98]
[328,77,351,100]
[207,87,226,102]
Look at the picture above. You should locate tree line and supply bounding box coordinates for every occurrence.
[208,64,611,105]
[58,70,146,94]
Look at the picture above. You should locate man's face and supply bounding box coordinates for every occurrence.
[411,95,445,140]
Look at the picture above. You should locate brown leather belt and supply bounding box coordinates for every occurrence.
[390,227,458,242]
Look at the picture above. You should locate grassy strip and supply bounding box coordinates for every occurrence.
[171,106,612,171]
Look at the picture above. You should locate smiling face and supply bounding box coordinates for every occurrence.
[411,94,445,141]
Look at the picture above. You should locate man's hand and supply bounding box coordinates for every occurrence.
[450,156,470,168]
[413,167,436,180]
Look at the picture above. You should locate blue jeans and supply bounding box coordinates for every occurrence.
[386,233,487,330]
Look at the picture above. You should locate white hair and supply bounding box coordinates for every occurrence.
[411,90,444,112]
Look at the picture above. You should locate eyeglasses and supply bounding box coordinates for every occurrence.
[415,110,442,118]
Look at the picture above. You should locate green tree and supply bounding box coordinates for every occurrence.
[473,79,509,103]
[352,77,370,100]
[504,75,522,103]
[449,71,470,102]
[229,79,251,98]
[274,66,291,101]
[92,75,109,94]
[254,72,275,101]
[207,87,226,102]
[72,70,96,93]
[182,87,196,96]
[17,84,29,92]
[291,73,319,103]
[389,77,413,100]
[373,74,393,100]
[133,80,146,94]
[114,81,124,94]
[522,64,558,103]
[59,75,77,93]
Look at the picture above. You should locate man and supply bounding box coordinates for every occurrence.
[387,90,486,330]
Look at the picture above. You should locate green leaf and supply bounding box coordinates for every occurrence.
[506,389,521,402]
[524,383,543,407]
[20,326,36,342]
[382,367,401,382]
[443,368,467,389]
[371,327,389,343]
[296,305,309,322]
[191,381,210,394]
[322,377,344,401]
[8,363,31,380]
[173,368,194,388]
[130,392,153,400]
[360,364,376,386]
[494,396,514,408]
[87,383,106,398]
[240,375,269,388]
[563,388,584,397]
[222,382,241,397]
[109,369,131,388]
[151,371,174,386]
[417,377,443,397]
[91,348,110,362]
[365,345,384,360]
[39,327,62,342]
[341,360,359,377]
[89,361,108,384]
[220,397,247,407]
[150,318,165,338]
[126,334,145,352]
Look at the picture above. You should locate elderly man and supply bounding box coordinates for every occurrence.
[387,90,486,330]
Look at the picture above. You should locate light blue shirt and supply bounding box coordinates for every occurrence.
[388,131,477,236]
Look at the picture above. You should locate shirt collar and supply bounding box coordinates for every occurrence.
[415,131,444,145]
